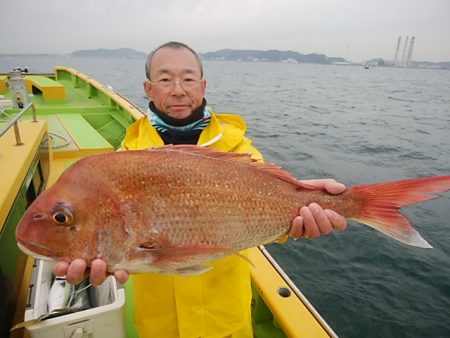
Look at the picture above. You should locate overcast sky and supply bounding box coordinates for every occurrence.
[2,0,449,62]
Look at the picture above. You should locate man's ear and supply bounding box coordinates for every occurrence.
[143,80,153,99]
[201,79,207,96]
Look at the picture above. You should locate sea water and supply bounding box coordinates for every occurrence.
[1,56,449,338]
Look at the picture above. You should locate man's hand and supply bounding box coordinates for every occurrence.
[53,258,129,286]
[289,179,347,239]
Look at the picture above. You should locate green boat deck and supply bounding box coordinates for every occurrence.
[1,67,142,152]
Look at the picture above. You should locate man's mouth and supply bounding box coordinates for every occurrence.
[170,104,189,109]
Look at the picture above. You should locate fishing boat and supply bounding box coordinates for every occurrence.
[0,66,338,338]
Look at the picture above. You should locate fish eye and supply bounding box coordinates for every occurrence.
[52,209,74,225]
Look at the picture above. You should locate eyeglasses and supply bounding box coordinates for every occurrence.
[150,78,203,90]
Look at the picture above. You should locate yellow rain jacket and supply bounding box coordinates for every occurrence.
[121,110,262,338]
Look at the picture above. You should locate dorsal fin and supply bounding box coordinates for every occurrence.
[148,145,318,191]
[149,144,257,163]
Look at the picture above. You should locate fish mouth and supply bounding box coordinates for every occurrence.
[17,242,55,262]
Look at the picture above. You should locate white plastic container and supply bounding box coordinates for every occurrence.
[25,260,126,338]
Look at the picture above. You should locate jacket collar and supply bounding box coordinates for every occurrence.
[126,110,247,152]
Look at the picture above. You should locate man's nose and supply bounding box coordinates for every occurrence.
[171,81,186,94]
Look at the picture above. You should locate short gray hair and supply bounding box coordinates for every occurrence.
[145,41,203,80]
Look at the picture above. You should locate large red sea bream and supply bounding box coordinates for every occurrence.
[16,145,450,275]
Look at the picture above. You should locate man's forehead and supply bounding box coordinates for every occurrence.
[151,48,201,75]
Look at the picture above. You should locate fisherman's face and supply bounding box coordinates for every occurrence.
[144,47,206,119]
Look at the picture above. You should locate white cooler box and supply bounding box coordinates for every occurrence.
[25,260,126,338]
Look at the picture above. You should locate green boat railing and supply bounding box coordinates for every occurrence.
[0,102,37,145]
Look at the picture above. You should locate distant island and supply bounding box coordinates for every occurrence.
[200,49,347,65]
[69,48,147,59]
[68,48,347,65]
[1,48,448,69]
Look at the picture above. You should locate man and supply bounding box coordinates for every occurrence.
[54,41,347,337]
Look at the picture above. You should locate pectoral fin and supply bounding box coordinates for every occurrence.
[174,265,213,276]
[139,244,255,267]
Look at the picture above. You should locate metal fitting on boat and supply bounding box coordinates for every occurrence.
[277,287,292,298]
[8,68,31,109]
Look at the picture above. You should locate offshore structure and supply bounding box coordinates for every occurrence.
[393,36,415,67]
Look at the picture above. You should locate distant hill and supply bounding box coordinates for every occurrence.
[413,60,450,69]
[200,49,347,64]
[69,48,147,59]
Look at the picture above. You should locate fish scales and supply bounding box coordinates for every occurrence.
[121,149,301,247]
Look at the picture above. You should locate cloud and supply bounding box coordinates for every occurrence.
[1,0,449,61]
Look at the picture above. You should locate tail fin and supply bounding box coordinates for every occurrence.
[348,176,450,248]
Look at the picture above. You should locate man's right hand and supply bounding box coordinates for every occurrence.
[53,259,129,285]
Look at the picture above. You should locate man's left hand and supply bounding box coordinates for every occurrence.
[289,179,347,239]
